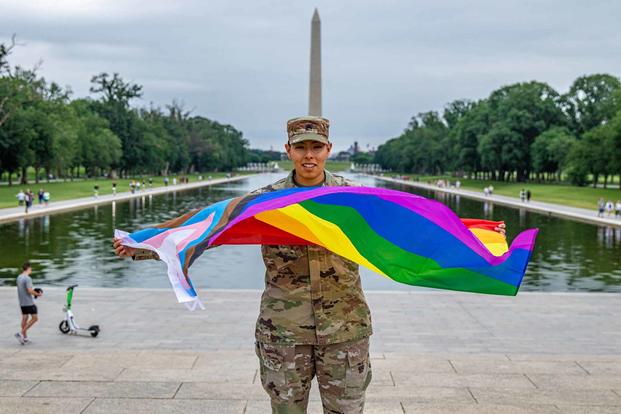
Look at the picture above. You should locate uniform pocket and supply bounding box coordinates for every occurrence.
[344,341,372,396]
[257,342,293,403]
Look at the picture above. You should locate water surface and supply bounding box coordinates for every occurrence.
[1,173,619,292]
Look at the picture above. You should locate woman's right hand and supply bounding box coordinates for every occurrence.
[113,237,136,258]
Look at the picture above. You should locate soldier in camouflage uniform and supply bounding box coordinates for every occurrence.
[113,116,373,413]
[250,117,372,413]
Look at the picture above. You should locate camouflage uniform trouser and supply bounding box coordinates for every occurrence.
[256,337,372,414]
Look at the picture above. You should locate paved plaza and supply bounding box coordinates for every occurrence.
[1,287,620,413]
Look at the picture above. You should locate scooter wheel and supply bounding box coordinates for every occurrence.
[59,320,70,334]
[89,325,100,338]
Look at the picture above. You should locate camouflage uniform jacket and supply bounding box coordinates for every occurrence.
[252,170,373,345]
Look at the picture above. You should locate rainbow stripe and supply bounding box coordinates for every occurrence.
[116,186,538,307]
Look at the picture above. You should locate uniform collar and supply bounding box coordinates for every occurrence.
[286,169,336,188]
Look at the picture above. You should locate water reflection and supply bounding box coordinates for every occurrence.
[1,173,620,293]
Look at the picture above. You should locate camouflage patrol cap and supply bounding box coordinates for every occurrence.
[287,116,330,145]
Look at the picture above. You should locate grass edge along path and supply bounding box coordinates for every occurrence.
[384,174,621,211]
[0,173,235,209]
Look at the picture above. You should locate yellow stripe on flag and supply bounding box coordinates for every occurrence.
[256,204,387,276]
[469,228,508,256]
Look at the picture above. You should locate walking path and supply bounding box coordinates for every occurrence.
[1,287,620,413]
[373,176,621,228]
[0,175,251,224]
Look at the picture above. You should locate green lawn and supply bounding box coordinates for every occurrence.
[389,174,621,210]
[0,173,234,209]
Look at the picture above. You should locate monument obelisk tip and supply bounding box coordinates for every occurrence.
[308,9,322,116]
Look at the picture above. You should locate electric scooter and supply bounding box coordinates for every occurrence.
[58,284,100,337]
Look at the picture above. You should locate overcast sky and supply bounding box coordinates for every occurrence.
[1,0,620,152]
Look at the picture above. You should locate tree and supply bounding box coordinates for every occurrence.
[562,74,621,135]
[89,73,143,175]
[531,127,577,181]
[452,101,488,177]
[567,127,613,188]
[351,152,373,164]
[485,81,567,181]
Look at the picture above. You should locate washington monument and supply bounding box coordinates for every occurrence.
[309,8,322,116]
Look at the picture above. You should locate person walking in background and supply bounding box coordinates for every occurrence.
[615,200,621,218]
[519,189,526,202]
[24,190,33,213]
[148,177,153,189]
[15,262,42,345]
[37,188,44,206]
[112,182,117,196]
[43,190,50,207]
[164,176,169,186]
[526,189,532,202]
[16,190,25,206]
[606,200,614,217]
[597,198,605,217]
[93,185,99,198]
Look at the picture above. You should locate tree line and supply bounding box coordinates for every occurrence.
[374,74,621,187]
[0,38,255,185]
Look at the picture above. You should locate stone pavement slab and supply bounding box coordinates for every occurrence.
[82,398,246,414]
[400,402,561,413]
[0,380,38,397]
[0,397,93,414]
[26,380,181,398]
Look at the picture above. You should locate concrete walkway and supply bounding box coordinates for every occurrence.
[373,176,621,228]
[1,287,620,413]
[0,175,251,224]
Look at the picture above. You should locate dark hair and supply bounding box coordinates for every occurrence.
[22,261,31,271]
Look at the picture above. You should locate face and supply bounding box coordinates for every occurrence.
[285,140,332,186]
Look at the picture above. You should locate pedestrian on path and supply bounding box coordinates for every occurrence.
[606,200,614,217]
[526,189,532,202]
[24,190,33,213]
[38,188,44,206]
[597,198,605,217]
[43,190,50,207]
[520,189,526,202]
[112,182,117,196]
[616,200,621,218]
[16,190,25,206]
[15,262,41,345]
[93,185,99,198]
